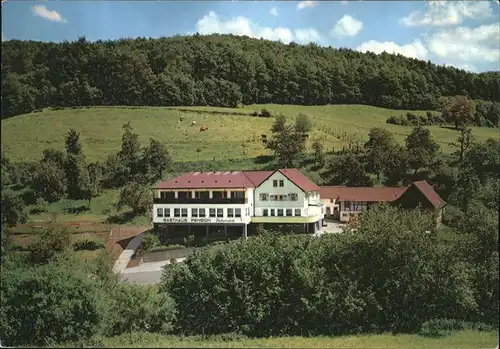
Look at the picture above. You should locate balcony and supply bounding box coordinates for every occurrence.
[153,197,246,205]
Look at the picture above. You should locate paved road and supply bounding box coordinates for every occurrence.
[121,258,186,285]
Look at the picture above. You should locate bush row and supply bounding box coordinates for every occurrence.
[160,205,498,337]
[386,111,446,127]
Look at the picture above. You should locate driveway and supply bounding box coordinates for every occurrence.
[121,257,186,285]
[315,221,345,236]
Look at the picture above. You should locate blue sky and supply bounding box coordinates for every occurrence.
[2,1,499,72]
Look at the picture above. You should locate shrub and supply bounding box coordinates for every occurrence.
[0,263,100,347]
[419,319,494,337]
[148,244,185,253]
[73,238,105,251]
[386,115,406,125]
[28,227,72,264]
[250,110,259,117]
[103,284,177,336]
[141,233,161,251]
[260,108,272,118]
[183,234,196,247]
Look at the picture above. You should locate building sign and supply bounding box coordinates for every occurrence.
[161,217,238,224]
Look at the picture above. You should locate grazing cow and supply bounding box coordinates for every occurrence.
[199,125,208,132]
[192,121,197,126]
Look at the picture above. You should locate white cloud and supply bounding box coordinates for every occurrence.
[32,5,67,23]
[195,11,322,44]
[356,39,429,60]
[401,1,493,27]
[331,15,363,37]
[270,7,278,16]
[297,1,316,10]
[447,62,478,72]
[426,23,500,62]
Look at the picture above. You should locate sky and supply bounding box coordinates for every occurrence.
[2,0,499,73]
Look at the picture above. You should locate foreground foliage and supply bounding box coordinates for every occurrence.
[161,206,497,337]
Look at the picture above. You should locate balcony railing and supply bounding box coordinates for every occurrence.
[153,197,246,204]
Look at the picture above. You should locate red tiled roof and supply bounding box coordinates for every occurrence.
[155,168,320,192]
[242,170,274,186]
[412,180,445,208]
[278,168,321,192]
[319,186,406,202]
[156,171,257,189]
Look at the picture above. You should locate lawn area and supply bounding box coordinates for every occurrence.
[2,104,497,163]
[97,330,498,348]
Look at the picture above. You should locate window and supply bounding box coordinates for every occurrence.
[277,209,284,216]
[217,208,223,217]
[260,193,269,201]
[286,209,292,216]
[212,191,223,199]
[273,180,278,187]
[165,208,170,217]
[209,209,216,217]
[231,191,244,199]
[174,209,181,217]
[160,192,168,199]
[279,180,284,187]
[199,208,206,217]
[270,209,275,216]
[235,208,242,217]
[270,195,277,201]
[289,193,298,201]
[277,194,286,201]
[227,208,234,217]
[178,192,188,199]
[294,209,301,216]
[181,208,188,217]
[263,209,269,216]
[200,191,209,200]
[157,208,164,217]
[193,191,201,199]
[191,208,198,217]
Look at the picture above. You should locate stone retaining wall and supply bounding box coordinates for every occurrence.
[143,247,196,263]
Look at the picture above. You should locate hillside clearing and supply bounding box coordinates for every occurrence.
[2,104,497,163]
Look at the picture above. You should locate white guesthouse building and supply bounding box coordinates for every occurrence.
[152,169,325,237]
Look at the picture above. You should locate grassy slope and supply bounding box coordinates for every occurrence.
[2,104,497,163]
[97,331,498,348]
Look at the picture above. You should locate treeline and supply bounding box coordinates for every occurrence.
[2,34,499,118]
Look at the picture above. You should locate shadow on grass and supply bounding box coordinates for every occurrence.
[21,190,38,206]
[440,125,459,131]
[106,211,137,224]
[62,205,90,215]
[253,155,273,164]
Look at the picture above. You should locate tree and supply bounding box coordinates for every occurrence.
[28,226,72,264]
[0,263,100,347]
[271,114,286,134]
[405,126,440,175]
[31,161,67,202]
[383,146,410,186]
[116,182,152,215]
[118,121,141,167]
[295,113,312,135]
[65,128,83,156]
[364,128,398,182]
[143,138,172,182]
[1,190,27,227]
[266,124,306,167]
[311,140,325,168]
[83,162,102,208]
[326,151,373,186]
[441,95,476,130]
[64,129,88,199]
[457,127,473,162]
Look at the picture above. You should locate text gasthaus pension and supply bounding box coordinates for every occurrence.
[162,217,238,224]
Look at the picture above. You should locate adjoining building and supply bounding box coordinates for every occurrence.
[319,180,445,226]
[152,169,325,239]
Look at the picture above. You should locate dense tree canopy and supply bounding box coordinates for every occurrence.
[1,35,499,119]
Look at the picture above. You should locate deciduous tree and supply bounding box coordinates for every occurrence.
[405,126,440,175]
[441,95,476,130]
[143,138,172,182]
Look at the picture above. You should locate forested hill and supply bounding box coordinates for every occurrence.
[2,34,499,119]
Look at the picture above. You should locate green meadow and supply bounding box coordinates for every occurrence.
[2,104,497,163]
